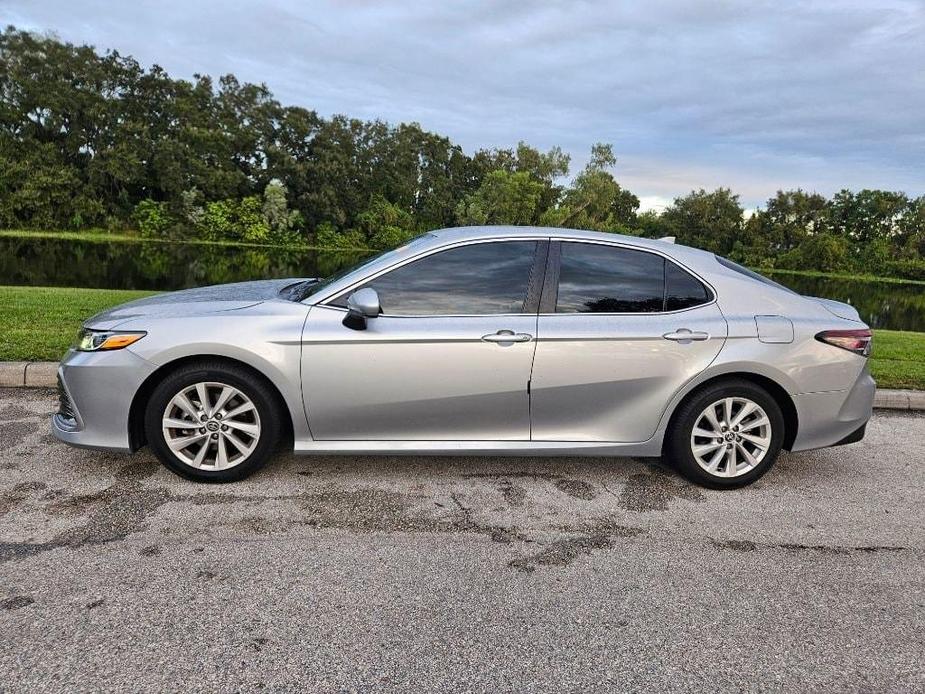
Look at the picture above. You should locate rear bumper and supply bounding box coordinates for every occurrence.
[790,367,876,452]
[51,348,156,452]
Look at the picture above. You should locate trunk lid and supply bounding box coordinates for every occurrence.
[809,296,863,323]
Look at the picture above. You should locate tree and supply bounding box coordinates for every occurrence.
[749,189,829,255]
[540,143,639,232]
[659,188,744,255]
[355,194,417,249]
[455,170,545,226]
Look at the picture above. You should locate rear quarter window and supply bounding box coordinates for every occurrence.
[666,261,712,310]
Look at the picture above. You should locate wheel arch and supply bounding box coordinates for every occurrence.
[662,371,799,452]
[128,354,294,451]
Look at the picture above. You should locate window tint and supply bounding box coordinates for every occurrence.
[665,261,711,310]
[333,241,538,315]
[556,243,665,313]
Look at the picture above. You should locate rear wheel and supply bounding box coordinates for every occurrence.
[665,379,784,488]
[144,362,281,482]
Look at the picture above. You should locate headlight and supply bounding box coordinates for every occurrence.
[74,329,147,352]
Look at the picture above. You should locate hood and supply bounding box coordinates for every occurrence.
[85,278,307,329]
[809,296,863,323]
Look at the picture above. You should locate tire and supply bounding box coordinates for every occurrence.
[144,361,282,482]
[665,379,785,489]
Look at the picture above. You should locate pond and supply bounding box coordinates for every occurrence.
[0,236,369,293]
[1,236,923,332]
[764,272,925,333]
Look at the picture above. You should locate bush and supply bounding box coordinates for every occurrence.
[368,226,417,250]
[777,233,849,273]
[881,259,925,282]
[133,199,174,238]
[201,197,270,242]
[314,222,365,249]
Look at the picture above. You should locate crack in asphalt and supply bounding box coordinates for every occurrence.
[710,538,910,554]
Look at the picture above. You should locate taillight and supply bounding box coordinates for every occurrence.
[815,329,872,357]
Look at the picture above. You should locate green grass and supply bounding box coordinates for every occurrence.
[868,330,925,390]
[0,286,157,361]
[1,285,923,390]
[0,228,371,252]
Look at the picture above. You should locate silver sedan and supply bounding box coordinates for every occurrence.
[52,226,875,488]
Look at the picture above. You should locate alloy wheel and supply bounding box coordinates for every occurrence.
[161,381,261,470]
[690,396,772,478]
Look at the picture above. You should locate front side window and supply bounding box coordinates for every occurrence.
[332,241,538,315]
[556,242,665,313]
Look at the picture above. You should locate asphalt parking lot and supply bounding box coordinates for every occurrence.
[0,388,923,692]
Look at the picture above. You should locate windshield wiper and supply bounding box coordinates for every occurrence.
[279,278,322,302]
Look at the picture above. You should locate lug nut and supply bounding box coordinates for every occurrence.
[221,424,228,431]
[200,414,207,422]
[199,428,206,434]
[215,413,222,420]
[211,433,218,440]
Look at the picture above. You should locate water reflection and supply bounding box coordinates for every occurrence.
[0,236,369,292]
[765,272,925,332]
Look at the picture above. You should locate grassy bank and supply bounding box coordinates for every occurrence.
[760,267,925,286]
[1,285,922,390]
[0,228,371,252]
[868,330,925,390]
[0,286,156,361]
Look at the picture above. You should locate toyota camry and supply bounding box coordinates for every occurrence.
[52,226,875,488]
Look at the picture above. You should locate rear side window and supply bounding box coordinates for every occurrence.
[666,261,711,310]
[555,242,712,313]
[556,243,665,313]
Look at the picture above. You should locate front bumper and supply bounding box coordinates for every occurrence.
[51,348,156,452]
[790,366,876,452]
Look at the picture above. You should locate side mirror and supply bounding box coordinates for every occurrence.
[343,287,381,330]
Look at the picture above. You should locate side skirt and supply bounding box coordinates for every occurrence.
[292,439,662,457]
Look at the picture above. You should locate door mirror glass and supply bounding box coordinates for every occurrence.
[344,287,381,329]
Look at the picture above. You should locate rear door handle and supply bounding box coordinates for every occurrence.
[663,329,710,343]
[481,330,533,343]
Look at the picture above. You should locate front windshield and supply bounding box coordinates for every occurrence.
[303,233,435,300]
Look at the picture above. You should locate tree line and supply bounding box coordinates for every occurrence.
[1,27,923,279]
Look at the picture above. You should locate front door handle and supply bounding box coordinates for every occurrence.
[663,329,710,343]
[481,330,533,343]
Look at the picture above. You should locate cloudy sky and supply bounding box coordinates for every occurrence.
[5,0,924,210]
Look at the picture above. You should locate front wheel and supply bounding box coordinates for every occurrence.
[665,379,785,489]
[144,362,282,482]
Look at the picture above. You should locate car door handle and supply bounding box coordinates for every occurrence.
[663,329,710,342]
[481,330,533,343]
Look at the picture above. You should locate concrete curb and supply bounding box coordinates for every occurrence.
[1,361,923,411]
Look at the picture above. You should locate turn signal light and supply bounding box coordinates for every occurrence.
[75,329,147,352]
[815,329,872,357]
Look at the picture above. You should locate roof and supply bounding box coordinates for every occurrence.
[427,225,713,262]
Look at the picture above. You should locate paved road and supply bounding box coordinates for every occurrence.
[1,388,923,692]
